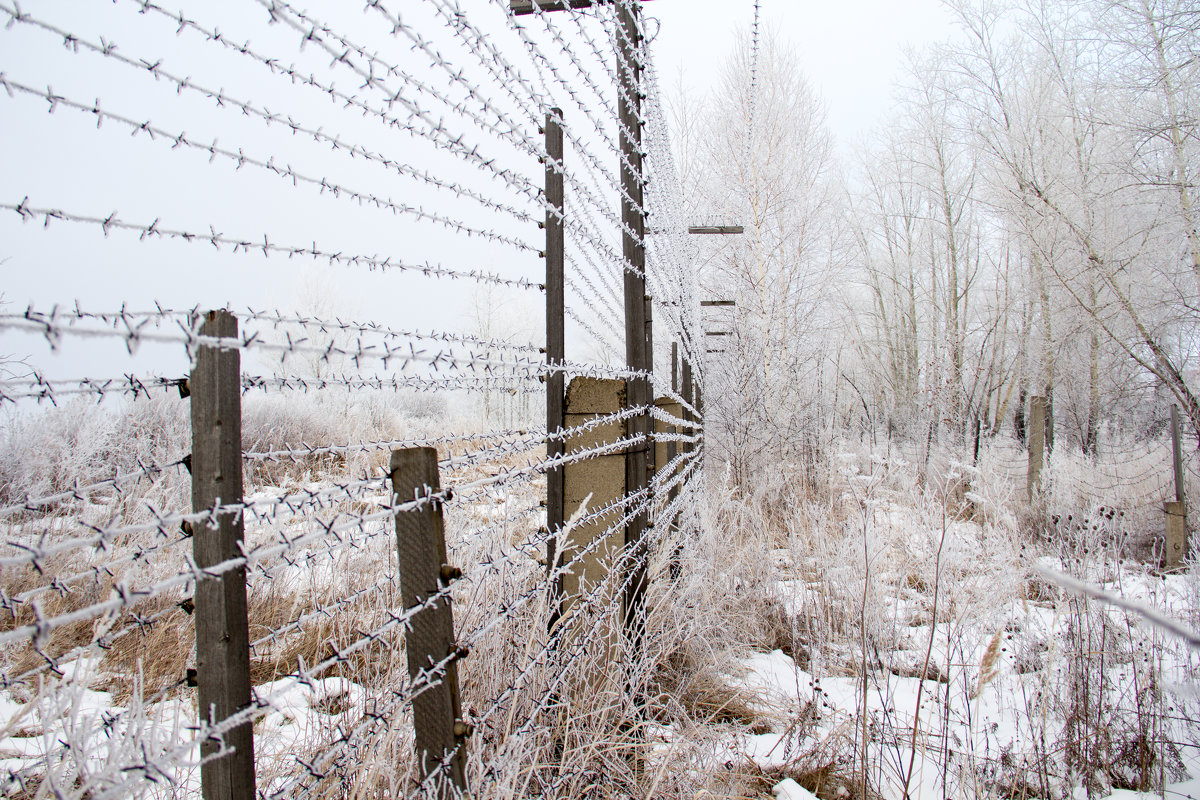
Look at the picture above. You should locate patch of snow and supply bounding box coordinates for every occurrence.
[773,777,819,800]
[726,650,813,719]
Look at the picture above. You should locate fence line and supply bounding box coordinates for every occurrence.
[0,0,707,796]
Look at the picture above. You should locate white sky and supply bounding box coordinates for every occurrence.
[649,0,957,148]
[0,0,957,391]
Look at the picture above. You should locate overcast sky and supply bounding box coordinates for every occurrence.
[650,0,956,147]
[0,0,957,392]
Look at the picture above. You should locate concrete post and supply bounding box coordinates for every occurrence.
[1164,501,1188,569]
[1027,395,1046,503]
[559,378,627,621]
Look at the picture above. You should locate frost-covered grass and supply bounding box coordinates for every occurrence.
[652,433,1200,800]
[3,404,1200,799]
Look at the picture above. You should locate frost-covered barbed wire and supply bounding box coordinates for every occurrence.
[244,425,542,464]
[273,450,700,799]
[0,458,186,518]
[0,306,666,385]
[466,462,702,796]
[252,0,649,273]
[510,0,651,195]
[3,416,687,621]
[453,0,652,235]
[0,75,539,249]
[3,199,543,288]
[0,1,710,795]
[2,444,697,798]
[0,372,544,404]
[242,373,543,395]
[0,424,654,580]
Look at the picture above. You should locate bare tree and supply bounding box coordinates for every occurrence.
[846,55,1020,446]
[939,0,1200,442]
[680,28,841,486]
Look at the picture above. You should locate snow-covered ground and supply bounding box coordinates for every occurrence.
[644,439,1200,800]
[4,418,1200,798]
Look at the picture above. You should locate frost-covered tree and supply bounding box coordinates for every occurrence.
[676,29,841,485]
[941,0,1200,442]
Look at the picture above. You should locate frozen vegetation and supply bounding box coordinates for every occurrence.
[2,395,1199,798]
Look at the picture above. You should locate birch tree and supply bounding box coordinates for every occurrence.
[681,29,841,485]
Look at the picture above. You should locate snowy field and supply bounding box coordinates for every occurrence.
[3,398,1199,799]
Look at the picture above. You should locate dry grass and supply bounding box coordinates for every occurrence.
[7,416,1200,799]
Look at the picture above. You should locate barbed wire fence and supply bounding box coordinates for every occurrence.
[0,1,710,797]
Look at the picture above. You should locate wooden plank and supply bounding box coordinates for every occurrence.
[511,0,606,13]
[391,448,465,798]
[687,226,744,235]
[190,309,256,800]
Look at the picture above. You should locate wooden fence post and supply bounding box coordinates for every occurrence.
[1172,404,1185,504]
[190,309,256,800]
[645,294,655,483]
[1027,395,1046,503]
[1164,405,1189,568]
[390,448,466,798]
[618,0,651,649]
[545,107,566,624]
[681,354,693,457]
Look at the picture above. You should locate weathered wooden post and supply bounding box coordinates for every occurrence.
[1164,405,1189,568]
[1027,395,1046,503]
[645,294,655,482]
[391,448,467,798]
[190,309,256,800]
[681,352,693,457]
[618,0,651,645]
[544,107,566,618]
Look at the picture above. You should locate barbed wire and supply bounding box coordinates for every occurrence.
[254,0,660,277]
[0,306,668,386]
[0,457,186,519]
[273,450,701,800]
[2,199,543,289]
[0,2,711,796]
[3,446,698,798]
[0,7,541,223]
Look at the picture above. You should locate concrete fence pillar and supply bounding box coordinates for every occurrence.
[559,377,627,621]
[1027,395,1046,503]
[1164,500,1188,570]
